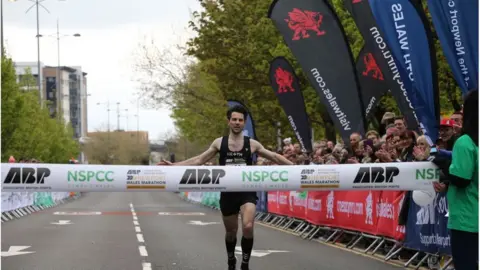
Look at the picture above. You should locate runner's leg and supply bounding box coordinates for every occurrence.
[240,202,256,270]
[220,194,240,269]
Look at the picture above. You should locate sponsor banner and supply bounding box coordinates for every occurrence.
[1,162,439,192]
[369,0,440,144]
[268,0,367,145]
[126,169,167,190]
[267,191,280,215]
[355,46,389,118]
[404,192,451,255]
[269,56,313,153]
[427,0,478,94]
[257,191,268,213]
[344,0,419,130]
[227,100,258,163]
[271,190,406,240]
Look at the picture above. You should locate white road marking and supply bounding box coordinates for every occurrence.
[142,262,152,270]
[1,246,36,257]
[139,246,148,256]
[131,203,151,269]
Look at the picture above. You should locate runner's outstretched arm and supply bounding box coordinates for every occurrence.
[159,138,220,166]
[250,139,294,165]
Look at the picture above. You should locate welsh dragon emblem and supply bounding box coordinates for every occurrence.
[285,8,326,40]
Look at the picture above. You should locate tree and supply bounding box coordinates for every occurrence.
[1,53,80,162]
[83,131,149,165]
[134,0,462,146]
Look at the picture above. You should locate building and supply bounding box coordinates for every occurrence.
[13,61,45,91]
[13,62,88,140]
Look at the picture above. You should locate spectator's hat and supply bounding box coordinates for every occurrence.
[381,112,396,124]
[440,118,455,128]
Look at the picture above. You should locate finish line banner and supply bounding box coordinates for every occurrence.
[1,162,439,192]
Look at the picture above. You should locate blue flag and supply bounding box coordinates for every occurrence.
[369,0,439,144]
[427,0,478,95]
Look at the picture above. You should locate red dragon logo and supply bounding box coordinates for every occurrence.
[285,8,326,40]
[275,67,295,93]
[362,53,384,80]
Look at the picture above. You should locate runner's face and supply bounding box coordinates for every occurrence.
[228,112,245,135]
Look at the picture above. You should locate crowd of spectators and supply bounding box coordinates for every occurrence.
[259,110,463,167]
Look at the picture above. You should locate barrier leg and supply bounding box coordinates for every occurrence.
[294,222,306,233]
[298,224,310,236]
[302,226,317,239]
[262,213,271,223]
[348,234,363,249]
[363,237,380,253]
[403,251,420,267]
[274,217,285,227]
[324,229,339,242]
[269,216,278,225]
[282,219,295,230]
[371,239,385,255]
[331,230,344,244]
[413,253,430,270]
[345,233,360,248]
[292,221,303,232]
[385,246,402,261]
[307,226,321,240]
[440,257,453,270]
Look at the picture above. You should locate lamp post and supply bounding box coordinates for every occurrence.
[39,18,80,120]
[97,101,111,132]
[8,0,69,107]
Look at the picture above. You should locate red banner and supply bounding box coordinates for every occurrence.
[267,191,406,241]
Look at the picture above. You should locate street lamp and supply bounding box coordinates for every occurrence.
[5,0,66,107]
[97,101,111,132]
[39,18,81,120]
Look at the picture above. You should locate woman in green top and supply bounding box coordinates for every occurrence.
[434,89,478,270]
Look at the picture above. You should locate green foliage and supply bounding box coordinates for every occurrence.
[1,53,80,163]
[135,0,463,147]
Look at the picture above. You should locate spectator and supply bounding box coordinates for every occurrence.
[450,111,463,135]
[413,135,431,161]
[433,90,478,270]
[394,116,407,134]
[366,130,380,145]
[438,118,458,151]
[327,141,334,150]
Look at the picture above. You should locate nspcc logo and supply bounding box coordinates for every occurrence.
[68,170,114,182]
[242,171,288,182]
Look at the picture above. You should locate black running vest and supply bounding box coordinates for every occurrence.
[218,136,253,166]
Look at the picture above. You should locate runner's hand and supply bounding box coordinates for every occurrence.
[157,159,173,165]
[433,182,447,193]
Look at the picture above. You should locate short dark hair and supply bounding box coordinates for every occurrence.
[394,116,405,122]
[227,105,248,120]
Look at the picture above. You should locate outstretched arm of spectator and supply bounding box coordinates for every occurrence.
[251,139,294,165]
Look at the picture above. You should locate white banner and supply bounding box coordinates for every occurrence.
[1,162,439,192]
[187,192,203,203]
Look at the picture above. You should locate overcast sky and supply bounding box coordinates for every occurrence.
[4,0,201,141]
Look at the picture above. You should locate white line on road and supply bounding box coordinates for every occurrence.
[133,216,138,220]
[142,262,152,270]
[133,220,139,226]
[135,226,141,233]
[137,234,145,243]
[139,246,148,256]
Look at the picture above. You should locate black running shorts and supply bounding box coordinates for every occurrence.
[219,192,258,216]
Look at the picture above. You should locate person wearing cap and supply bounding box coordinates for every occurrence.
[439,118,458,151]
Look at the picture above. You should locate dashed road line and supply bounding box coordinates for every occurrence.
[130,202,152,270]
[139,246,148,256]
[142,262,152,270]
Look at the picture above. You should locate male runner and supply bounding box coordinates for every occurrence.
[158,105,293,270]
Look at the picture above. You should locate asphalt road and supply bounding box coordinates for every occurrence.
[1,192,402,270]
